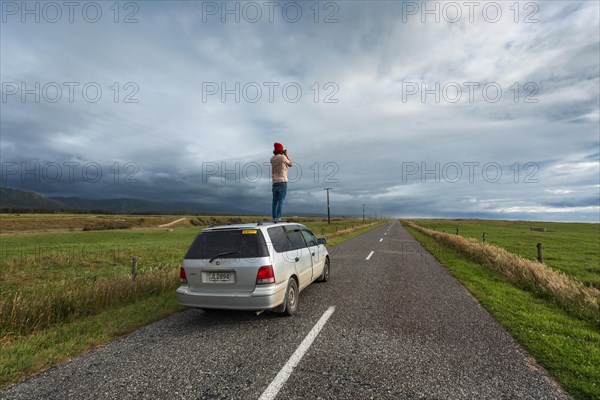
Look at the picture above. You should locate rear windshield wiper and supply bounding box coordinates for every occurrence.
[209,251,240,263]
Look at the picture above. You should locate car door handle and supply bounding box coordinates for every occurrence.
[295,257,300,262]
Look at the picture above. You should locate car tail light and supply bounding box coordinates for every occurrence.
[180,266,187,284]
[256,265,275,284]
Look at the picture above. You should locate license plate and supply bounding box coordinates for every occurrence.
[208,272,232,282]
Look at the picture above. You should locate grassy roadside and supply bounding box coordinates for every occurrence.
[0,293,181,388]
[405,221,599,325]
[411,219,599,287]
[320,221,384,247]
[405,224,600,400]
[0,219,388,389]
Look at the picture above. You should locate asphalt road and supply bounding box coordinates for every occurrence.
[1,221,572,399]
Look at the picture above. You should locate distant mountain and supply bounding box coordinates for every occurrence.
[50,196,174,213]
[0,187,67,209]
[0,187,259,215]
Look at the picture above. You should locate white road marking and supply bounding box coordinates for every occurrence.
[385,233,387,235]
[379,238,383,242]
[259,306,336,400]
[366,251,374,260]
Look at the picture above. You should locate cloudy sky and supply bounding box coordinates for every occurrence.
[1,1,599,221]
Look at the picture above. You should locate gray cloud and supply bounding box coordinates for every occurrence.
[1,1,598,221]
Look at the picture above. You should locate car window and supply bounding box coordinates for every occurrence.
[185,229,268,259]
[268,226,290,253]
[285,226,307,251]
[300,229,318,247]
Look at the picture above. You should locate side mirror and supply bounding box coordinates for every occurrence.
[317,237,327,245]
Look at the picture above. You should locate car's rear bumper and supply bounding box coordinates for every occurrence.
[176,282,287,310]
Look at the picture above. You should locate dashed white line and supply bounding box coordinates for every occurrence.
[366,251,374,260]
[259,306,336,400]
[379,238,383,242]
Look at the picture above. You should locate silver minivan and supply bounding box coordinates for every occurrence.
[176,221,330,315]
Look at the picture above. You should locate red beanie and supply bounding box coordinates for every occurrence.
[274,142,284,152]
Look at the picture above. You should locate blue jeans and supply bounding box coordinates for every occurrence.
[272,182,287,221]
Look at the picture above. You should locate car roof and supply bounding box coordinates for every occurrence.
[204,221,305,231]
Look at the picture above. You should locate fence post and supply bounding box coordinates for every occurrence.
[132,256,137,281]
[482,232,486,242]
[456,228,459,235]
[537,243,543,263]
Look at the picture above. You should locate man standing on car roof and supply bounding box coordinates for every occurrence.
[270,142,292,222]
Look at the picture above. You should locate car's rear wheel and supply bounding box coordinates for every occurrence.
[283,278,299,316]
[317,257,330,282]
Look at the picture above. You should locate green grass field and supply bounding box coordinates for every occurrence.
[413,219,600,288]
[0,214,385,387]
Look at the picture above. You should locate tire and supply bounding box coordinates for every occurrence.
[283,278,299,316]
[317,257,330,282]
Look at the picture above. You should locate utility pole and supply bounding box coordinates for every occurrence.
[362,204,365,222]
[324,188,332,224]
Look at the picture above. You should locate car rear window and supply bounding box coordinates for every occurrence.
[184,229,269,260]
